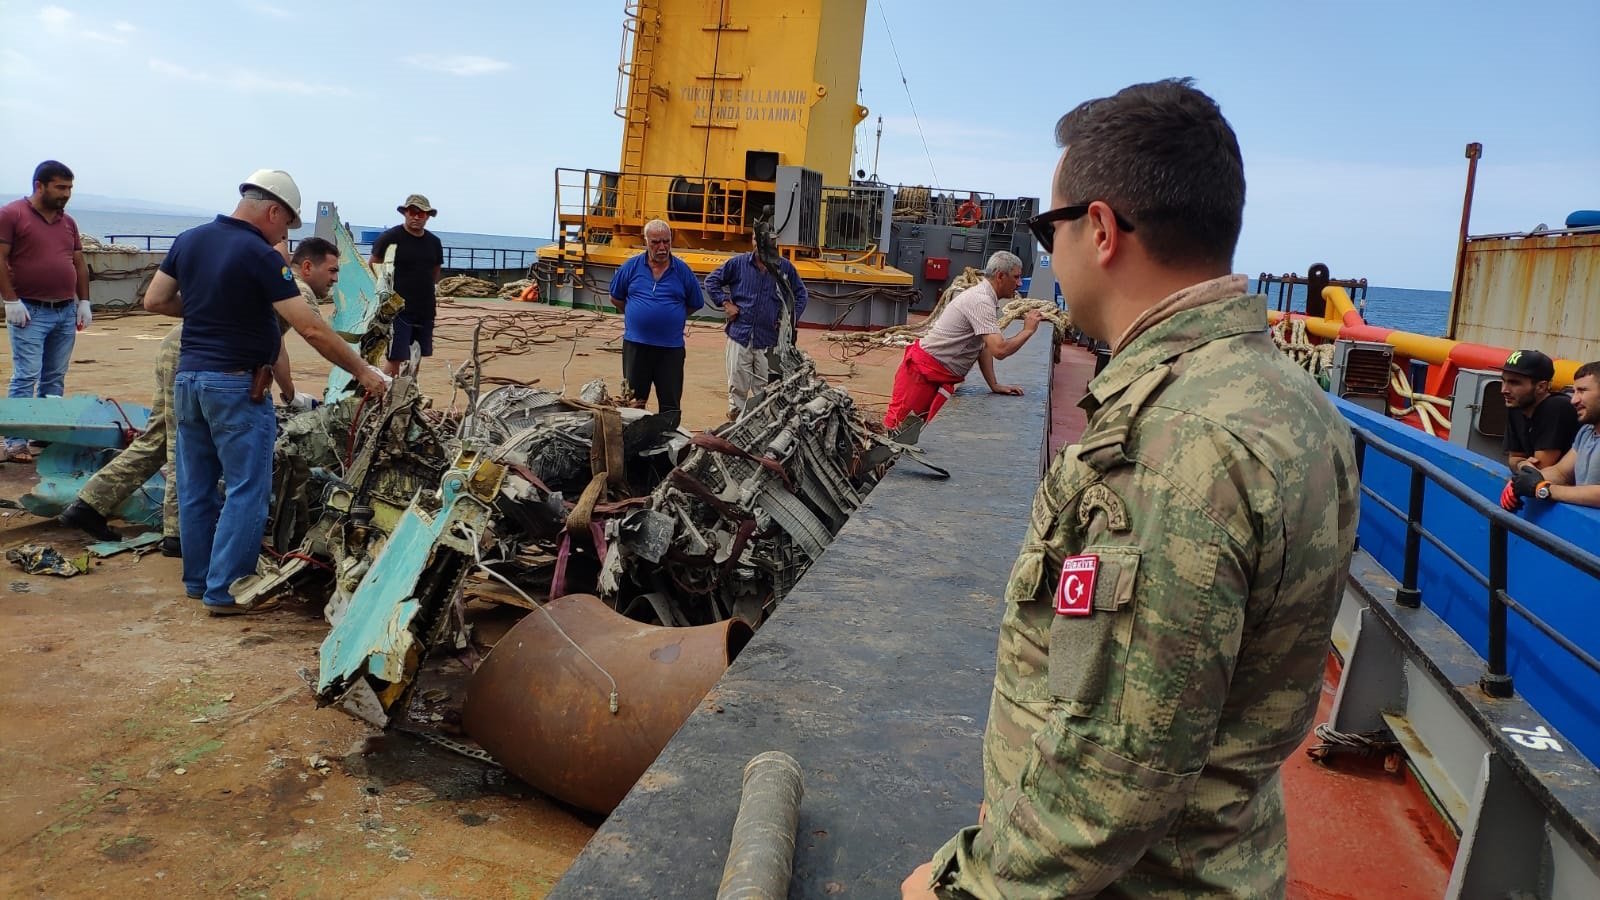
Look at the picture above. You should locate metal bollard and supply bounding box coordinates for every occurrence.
[716,750,805,900]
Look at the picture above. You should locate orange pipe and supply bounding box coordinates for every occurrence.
[1273,286,1582,390]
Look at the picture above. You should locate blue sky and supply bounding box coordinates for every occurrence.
[1,0,1595,289]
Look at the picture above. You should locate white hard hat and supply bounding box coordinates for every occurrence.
[239,168,303,229]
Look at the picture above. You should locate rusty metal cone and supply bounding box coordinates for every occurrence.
[464,593,753,814]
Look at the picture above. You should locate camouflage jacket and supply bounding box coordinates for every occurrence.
[929,276,1359,898]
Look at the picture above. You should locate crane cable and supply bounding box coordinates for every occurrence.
[874,0,940,188]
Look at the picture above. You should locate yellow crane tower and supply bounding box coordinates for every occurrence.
[536,0,917,326]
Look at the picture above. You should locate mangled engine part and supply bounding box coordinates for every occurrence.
[239,371,452,617]
[315,451,506,728]
[462,592,753,814]
[476,386,688,599]
[265,395,362,554]
[475,384,685,501]
[599,351,897,628]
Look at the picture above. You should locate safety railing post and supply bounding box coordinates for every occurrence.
[1350,432,1365,553]
[1396,469,1424,607]
[1481,521,1514,698]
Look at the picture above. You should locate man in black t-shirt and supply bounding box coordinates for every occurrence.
[370,193,444,376]
[1501,348,1579,471]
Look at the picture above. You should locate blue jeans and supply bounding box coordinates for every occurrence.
[5,301,78,453]
[173,371,276,608]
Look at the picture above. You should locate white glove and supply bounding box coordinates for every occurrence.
[287,391,320,411]
[367,365,394,385]
[4,300,29,328]
[76,299,92,330]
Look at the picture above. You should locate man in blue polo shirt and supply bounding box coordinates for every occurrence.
[608,219,703,428]
[143,169,389,616]
[704,230,809,418]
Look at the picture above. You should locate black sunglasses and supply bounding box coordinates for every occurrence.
[1027,203,1135,248]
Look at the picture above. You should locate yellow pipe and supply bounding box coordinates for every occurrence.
[1555,359,1581,387]
[1322,285,1358,322]
[1303,317,1343,340]
[1276,286,1583,390]
[1387,332,1459,363]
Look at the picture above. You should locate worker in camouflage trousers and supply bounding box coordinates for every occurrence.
[58,326,183,553]
[59,237,340,556]
[904,78,1359,899]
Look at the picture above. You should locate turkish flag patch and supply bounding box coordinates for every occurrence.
[1054,554,1099,616]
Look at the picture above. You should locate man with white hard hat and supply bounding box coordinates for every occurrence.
[143,169,390,616]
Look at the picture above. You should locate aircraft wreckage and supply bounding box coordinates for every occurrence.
[152,215,904,812]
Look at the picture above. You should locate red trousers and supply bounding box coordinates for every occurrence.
[883,341,962,430]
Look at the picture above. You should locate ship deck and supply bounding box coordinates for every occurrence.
[551,341,1457,897]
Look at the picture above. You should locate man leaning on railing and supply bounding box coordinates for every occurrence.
[1502,361,1600,511]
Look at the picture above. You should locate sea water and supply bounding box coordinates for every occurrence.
[1249,279,1451,337]
[69,209,551,271]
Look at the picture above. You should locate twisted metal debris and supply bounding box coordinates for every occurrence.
[235,215,900,727]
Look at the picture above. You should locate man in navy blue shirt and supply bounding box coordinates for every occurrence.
[704,232,809,418]
[608,219,704,428]
[144,169,389,616]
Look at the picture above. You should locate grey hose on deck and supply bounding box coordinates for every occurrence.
[716,750,805,900]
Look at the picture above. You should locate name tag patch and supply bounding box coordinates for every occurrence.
[1054,554,1099,616]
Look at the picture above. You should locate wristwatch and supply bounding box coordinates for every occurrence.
[1536,482,1552,500]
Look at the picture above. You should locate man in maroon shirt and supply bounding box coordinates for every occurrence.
[0,160,92,462]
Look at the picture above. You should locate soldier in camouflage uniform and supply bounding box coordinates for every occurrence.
[904,79,1359,899]
[61,324,183,548]
[57,238,339,554]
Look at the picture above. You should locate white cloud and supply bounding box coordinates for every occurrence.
[1,48,35,79]
[227,70,352,97]
[403,54,511,77]
[147,58,352,97]
[149,58,207,81]
[37,6,72,30]
[245,2,290,18]
[38,5,133,44]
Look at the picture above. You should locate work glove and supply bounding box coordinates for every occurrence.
[1502,464,1547,511]
[286,391,320,412]
[1511,464,1548,501]
[366,365,394,387]
[76,299,92,331]
[4,300,29,328]
[1499,480,1522,512]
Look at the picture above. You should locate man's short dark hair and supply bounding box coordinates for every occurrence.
[291,236,338,266]
[1053,77,1244,269]
[1576,361,1600,383]
[33,160,74,187]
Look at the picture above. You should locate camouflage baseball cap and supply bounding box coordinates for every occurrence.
[397,194,437,216]
[1502,349,1555,382]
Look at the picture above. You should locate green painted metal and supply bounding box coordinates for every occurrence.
[0,396,161,523]
[315,465,497,720]
[312,204,391,402]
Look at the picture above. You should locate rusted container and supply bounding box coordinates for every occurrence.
[463,593,753,814]
[1450,230,1600,364]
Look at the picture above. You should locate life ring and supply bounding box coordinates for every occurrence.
[954,199,983,227]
